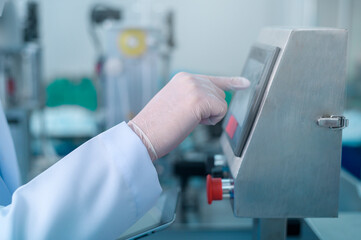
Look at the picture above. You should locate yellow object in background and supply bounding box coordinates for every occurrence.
[118,29,147,57]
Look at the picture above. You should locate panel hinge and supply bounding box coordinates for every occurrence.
[317,115,349,130]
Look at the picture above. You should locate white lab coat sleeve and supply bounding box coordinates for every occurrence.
[0,122,162,240]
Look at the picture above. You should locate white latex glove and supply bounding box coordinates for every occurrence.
[128,72,250,160]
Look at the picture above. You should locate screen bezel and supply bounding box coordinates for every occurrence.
[223,43,280,157]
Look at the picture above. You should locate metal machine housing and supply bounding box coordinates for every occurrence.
[221,28,348,218]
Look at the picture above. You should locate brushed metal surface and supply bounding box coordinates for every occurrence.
[221,28,347,218]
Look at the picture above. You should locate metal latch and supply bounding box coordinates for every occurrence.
[317,115,349,130]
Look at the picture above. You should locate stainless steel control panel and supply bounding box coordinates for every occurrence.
[220,28,348,218]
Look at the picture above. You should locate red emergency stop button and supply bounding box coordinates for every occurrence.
[207,174,223,204]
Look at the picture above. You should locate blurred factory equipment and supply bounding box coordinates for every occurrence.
[0,0,41,108]
[89,1,175,129]
[0,0,42,183]
[203,28,349,240]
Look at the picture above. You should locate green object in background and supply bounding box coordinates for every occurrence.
[225,91,233,106]
[46,78,97,111]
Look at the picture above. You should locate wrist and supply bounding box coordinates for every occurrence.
[128,120,158,161]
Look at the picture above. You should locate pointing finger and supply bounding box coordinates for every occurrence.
[195,74,250,91]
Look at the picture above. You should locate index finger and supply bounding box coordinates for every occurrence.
[195,74,250,91]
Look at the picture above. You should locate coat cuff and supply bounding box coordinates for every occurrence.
[98,122,162,217]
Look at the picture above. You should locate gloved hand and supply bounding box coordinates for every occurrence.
[128,72,250,160]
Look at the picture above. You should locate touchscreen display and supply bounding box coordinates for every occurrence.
[223,44,280,156]
[230,59,265,125]
[119,195,166,238]
[118,188,179,240]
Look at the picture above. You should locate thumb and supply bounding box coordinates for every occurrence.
[196,74,250,91]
